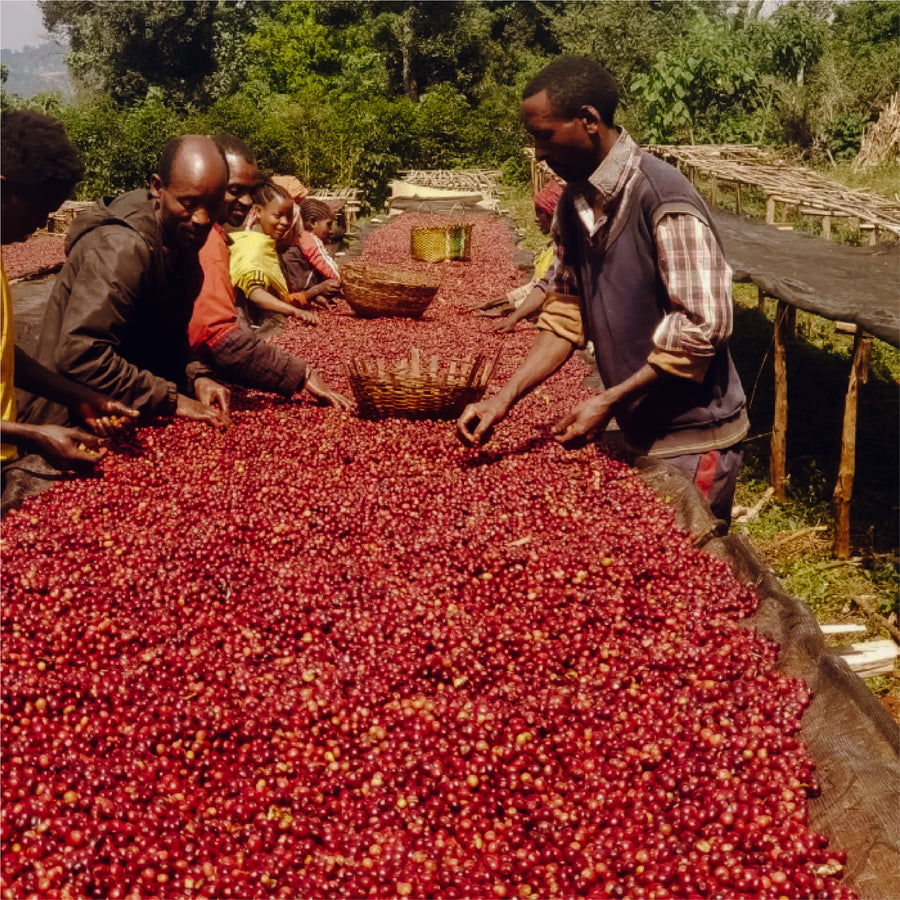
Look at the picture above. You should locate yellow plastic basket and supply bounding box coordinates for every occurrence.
[410,223,473,262]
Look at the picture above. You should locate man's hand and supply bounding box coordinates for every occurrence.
[551,393,616,446]
[456,395,511,447]
[30,425,107,473]
[72,394,139,438]
[304,369,353,410]
[175,393,231,429]
[490,315,521,334]
[194,377,231,419]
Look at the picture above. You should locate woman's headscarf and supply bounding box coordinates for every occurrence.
[533,179,563,216]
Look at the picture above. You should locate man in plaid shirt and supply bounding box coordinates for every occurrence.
[458,57,748,524]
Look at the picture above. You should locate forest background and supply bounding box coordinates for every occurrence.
[0,0,897,209]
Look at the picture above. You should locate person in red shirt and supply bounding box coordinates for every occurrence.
[187,137,349,409]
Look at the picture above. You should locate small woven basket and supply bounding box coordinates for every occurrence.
[342,262,440,318]
[346,348,499,421]
[410,223,473,262]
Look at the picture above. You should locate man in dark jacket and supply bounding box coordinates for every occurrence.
[21,135,231,429]
[458,57,747,523]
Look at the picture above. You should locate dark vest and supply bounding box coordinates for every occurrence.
[557,150,747,454]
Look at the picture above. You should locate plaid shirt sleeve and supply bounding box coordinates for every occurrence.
[535,218,580,297]
[653,213,734,360]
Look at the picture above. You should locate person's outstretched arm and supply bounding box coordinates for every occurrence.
[457,329,573,446]
[14,347,138,437]
[249,287,318,324]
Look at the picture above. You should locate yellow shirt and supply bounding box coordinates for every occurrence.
[1,263,18,462]
[533,242,555,282]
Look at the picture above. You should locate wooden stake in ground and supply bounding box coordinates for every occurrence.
[833,330,873,558]
[770,300,791,499]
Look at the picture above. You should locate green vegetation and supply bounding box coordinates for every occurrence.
[0,1,896,209]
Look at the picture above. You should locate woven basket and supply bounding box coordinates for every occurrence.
[342,262,440,318]
[410,223,473,262]
[346,348,499,421]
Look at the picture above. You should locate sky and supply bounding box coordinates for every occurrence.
[0,0,51,51]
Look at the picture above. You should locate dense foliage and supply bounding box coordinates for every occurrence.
[1,1,896,205]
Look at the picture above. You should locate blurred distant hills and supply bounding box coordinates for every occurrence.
[1,43,72,99]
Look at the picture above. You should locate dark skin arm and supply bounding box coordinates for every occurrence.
[251,287,318,325]
[492,286,546,333]
[303,368,353,410]
[458,328,670,448]
[551,363,665,445]
[190,377,232,429]
[457,330,573,446]
[2,421,106,473]
[14,347,138,438]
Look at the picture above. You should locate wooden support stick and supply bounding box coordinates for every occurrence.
[736,182,742,215]
[785,304,796,340]
[770,300,790,500]
[766,196,775,225]
[710,176,718,209]
[822,213,832,241]
[833,331,873,559]
[859,223,876,246]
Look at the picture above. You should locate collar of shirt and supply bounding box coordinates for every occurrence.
[571,128,639,238]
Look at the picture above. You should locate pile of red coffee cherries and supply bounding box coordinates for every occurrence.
[1,215,853,898]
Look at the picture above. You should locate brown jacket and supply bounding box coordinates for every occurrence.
[21,191,213,425]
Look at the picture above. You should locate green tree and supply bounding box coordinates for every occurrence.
[245,1,389,98]
[57,92,186,197]
[39,0,266,108]
[550,1,725,104]
[765,1,827,86]
[314,1,496,101]
[631,11,763,143]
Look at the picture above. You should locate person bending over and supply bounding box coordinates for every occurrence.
[1,110,138,483]
[458,57,747,524]
[230,179,320,326]
[19,134,233,436]
[187,142,349,410]
[492,179,564,333]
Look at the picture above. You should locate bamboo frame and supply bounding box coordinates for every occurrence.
[646,144,900,237]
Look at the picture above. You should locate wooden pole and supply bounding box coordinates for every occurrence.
[736,182,742,215]
[822,213,832,241]
[785,304,796,340]
[770,300,790,500]
[766,196,776,225]
[710,176,718,209]
[833,331,873,559]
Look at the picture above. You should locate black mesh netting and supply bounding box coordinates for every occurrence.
[637,458,900,900]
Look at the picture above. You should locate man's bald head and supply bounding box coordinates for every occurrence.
[157,135,228,187]
[150,135,228,253]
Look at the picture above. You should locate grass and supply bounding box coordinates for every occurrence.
[500,171,900,715]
